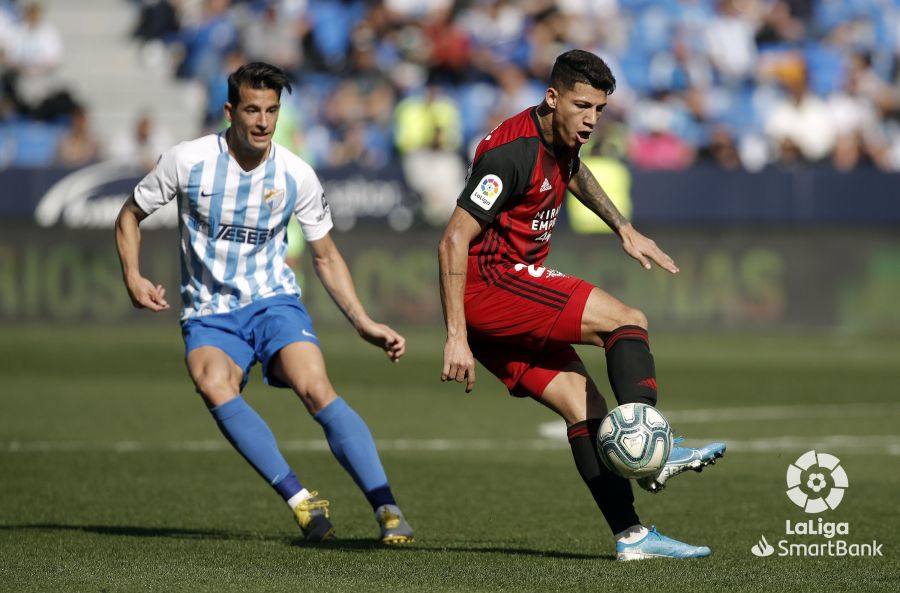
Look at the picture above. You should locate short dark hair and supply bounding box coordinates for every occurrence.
[550,50,616,95]
[227,62,292,106]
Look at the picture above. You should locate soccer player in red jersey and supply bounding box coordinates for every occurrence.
[438,50,725,560]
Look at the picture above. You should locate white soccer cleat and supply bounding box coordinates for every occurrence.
[616,526,711,560]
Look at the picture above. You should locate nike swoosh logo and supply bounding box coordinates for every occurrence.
[201,191,219,197]
[301,329,315,338]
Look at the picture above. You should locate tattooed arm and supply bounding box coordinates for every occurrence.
[568,161,629,232]
[568,162,679,274]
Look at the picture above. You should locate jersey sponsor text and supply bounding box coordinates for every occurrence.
[214,223,276,245]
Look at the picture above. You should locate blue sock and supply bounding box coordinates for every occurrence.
[210,396,303,503]
[315,397,396,510]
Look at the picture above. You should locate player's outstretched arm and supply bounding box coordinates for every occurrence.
[438,207,484,393]
[568,163,679,274]
[308,232,405,362]
[114,195,170,312]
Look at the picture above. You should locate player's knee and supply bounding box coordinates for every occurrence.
[621,307,648,330]
[289,374,336,414]
[193,370,238,403]
[287,373,326,397]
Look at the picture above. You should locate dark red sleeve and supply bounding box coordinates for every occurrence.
[456,137,538,223]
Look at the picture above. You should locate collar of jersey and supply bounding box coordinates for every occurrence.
[217,130,276,174]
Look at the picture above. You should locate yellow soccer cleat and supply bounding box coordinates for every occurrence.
[376,504,414,545]
[293,491,334,542]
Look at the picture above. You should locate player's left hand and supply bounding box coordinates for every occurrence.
[619,224,679,274]
[357,320,406,362]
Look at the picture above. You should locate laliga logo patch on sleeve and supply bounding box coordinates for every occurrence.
[469,174,503,210]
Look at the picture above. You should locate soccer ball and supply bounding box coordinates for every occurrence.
[597,403,673,479]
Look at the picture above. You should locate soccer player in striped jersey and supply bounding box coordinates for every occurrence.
[114,62,412,544]
[438,50,724,560]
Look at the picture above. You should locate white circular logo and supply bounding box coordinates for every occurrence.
[785,450,848,513]
[469,174,504,210]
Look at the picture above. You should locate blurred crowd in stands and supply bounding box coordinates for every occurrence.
[2,0,900,183]
[0,1,94,166]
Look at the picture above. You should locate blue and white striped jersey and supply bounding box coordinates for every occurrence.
[133,133,332,320]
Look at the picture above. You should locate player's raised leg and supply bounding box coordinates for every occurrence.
[578,287,726,492]
[578,287,656,406]
[186,346,333,542]
[535,361,710,560]
[269,341,413,544]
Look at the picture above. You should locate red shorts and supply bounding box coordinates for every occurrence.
[465,264,595,399]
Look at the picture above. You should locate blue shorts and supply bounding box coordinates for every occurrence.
[181,294,319,390]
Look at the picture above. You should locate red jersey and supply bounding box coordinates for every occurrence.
[456,107,579,294]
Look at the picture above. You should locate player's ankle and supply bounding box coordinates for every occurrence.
[286,488,312,510]
[615,524,648,544]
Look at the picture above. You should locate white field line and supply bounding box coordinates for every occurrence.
[663,403,900,424]
[2,435,899,455]
[3,405,898,455]
[537,403,900,440]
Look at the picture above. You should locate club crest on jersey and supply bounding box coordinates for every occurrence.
[470,174,503,210]
[263,188,284,210]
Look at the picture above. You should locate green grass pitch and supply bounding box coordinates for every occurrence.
[1,325,898,592]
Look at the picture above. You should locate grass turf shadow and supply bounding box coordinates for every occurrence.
[0,524,612,560]
[0,523,291,544]
[306,536,610,560]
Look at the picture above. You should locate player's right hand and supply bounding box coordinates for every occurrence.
[619,224,679,274]
[126,276,170,312]
[441,336,476,393]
